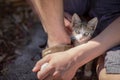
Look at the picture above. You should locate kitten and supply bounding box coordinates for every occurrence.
[71,13,98,79]
[71,13,98,46]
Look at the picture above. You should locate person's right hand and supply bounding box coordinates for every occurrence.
[32,50,79,80]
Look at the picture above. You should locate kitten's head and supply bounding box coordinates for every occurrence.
[71,13,98,44]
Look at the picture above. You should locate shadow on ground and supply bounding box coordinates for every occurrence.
[0,23,47,80]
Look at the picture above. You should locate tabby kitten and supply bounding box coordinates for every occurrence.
[71,13,98,79]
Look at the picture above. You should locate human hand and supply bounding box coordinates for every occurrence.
[32,51,78,80]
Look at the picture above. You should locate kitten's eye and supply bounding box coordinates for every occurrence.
[84,32,89,36]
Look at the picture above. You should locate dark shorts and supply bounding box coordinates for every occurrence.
[64,0,120,74]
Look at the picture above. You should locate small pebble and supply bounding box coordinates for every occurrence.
[40,63,49,71]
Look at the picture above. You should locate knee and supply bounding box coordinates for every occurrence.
[98,68,120,80]
[98,69,107,80]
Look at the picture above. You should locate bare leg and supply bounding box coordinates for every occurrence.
[97,56,120,80]
[29,0,71,47]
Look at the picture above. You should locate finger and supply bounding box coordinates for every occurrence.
[53,71,62,80]
[32,55,50,72]
[37,64,55,80]
[64,18,71,27]
[64,18,72,35]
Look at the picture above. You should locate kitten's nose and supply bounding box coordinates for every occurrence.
[71,36,76,42]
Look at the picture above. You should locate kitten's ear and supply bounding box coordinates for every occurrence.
[71,13,81,27]
[87,17,98,30]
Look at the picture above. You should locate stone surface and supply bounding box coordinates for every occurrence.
[0,23,47,80]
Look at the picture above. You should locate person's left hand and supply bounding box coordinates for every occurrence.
[64,12,72,36]
[32,51,78,80]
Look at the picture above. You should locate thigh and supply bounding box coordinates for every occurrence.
[63,0,89,15]
[98,68,120,80]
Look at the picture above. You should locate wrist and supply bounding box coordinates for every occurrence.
[67,40,104,69]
